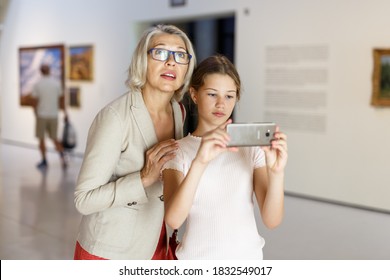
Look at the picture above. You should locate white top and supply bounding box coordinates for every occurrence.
[163,134,266,260]
[32,76,62,118]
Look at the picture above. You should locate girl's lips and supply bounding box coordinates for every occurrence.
[213,112,225,117]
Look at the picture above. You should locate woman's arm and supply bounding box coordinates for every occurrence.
[74,106,145,215]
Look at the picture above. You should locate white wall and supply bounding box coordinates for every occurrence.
[235,0,390,211]
[1,0,389,211]
[0,0,139,154]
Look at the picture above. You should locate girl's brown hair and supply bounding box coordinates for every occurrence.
[190,55,241,100]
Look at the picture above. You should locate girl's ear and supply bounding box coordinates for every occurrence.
[189,88,197,104]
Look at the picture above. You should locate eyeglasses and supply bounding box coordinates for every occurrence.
[148,48,192,65]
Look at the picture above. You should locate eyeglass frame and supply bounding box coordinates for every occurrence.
[147,48,192,65]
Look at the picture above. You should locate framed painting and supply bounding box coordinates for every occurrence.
[69,45,93,81]
[372,48,390,106]
[68,86,81,108]
[19,44,65,106]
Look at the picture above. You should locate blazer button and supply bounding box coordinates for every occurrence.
[127,202,137,206]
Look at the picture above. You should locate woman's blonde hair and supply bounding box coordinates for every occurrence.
[126,24,196,101]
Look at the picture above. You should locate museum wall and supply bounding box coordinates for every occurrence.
[234,0,390,212]
[1,0,389,211]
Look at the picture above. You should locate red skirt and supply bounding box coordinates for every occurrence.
[73,223,175,260]
[73,241,107,260]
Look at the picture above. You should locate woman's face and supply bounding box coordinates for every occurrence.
[191,73,237,129]
[144,33,189,96]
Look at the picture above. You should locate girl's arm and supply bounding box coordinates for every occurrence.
[163,121,235,229]
[163,160,207,229]
[254,167,285,229]
[254,127,288,229]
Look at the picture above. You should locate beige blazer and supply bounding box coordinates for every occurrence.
[74,91,184,259]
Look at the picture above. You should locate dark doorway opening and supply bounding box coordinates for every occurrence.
[154,15,235,135]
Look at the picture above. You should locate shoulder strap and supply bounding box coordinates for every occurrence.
[179,102,186,122]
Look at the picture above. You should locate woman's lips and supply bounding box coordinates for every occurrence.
[161,72,176,80]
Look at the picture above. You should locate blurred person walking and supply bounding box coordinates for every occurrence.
[32,64,67,169]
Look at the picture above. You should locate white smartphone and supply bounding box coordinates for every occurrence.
[226,122,276,147]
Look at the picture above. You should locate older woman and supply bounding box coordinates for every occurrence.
[73,24,196,260]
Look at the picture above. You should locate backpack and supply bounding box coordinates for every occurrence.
[62,117,77,150]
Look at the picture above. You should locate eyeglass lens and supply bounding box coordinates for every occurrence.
[149,48,191,64]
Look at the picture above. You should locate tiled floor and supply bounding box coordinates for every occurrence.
[1,142,390,260]
[0,142,82,259]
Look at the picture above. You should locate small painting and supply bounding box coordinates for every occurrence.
[69,45,93,81]
[68,87,81,108]
[372,48,390,106]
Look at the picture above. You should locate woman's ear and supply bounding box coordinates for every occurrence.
[189,88,197,104]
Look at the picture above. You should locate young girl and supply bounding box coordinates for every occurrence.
[162,55,288,260]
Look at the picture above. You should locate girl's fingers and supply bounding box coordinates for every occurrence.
[220,119,233,130]
[227,146,239,152]
[203,128,231,144]
[203,137,229,148]
[275,132,287,142]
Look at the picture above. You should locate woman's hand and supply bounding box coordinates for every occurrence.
[141,139,178,187]
[262,126,288,174]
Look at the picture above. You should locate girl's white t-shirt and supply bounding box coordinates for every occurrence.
[163,134,266,260]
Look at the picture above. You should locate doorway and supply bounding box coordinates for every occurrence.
[154,15,235,135]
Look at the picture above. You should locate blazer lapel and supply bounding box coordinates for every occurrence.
[131,92,185,147]
[131,91,158,148]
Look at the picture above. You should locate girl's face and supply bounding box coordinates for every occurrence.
[144,33,189,95]
[191,73,237,130]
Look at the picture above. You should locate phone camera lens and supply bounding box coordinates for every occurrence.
[265,130,270,137]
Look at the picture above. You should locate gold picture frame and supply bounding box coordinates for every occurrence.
[19,44,65,106]
[69,45,93,81]
[372,48,390,106]
[68,87,81,108]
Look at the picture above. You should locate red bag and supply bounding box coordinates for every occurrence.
[152,223,179,260]
[169,229,179,260]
